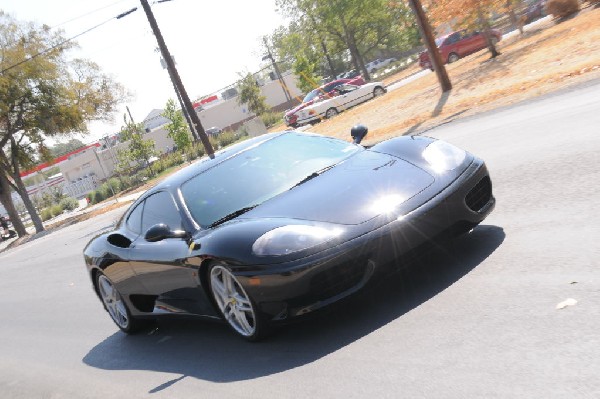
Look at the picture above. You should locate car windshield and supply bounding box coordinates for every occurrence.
[435,37,445,47]
[303,89,321,102]
[180,133,361,227]
[338,84,358,92]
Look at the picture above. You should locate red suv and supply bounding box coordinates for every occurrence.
[419,30,502,70]
[284,76,365,127]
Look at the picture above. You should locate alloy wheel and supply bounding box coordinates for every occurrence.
[210,265,256,337]
[98,275,129,329]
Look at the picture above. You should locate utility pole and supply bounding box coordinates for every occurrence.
[161,55,198,141]
[139,0,215,158]
[407,0,452,92]
[262,37,292,102]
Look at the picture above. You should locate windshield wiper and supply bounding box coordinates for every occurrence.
[209,205,258,228]
[290,165,335,189]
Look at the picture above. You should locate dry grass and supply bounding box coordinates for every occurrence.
[289,6,600,145]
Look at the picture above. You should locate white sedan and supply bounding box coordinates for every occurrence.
[295,82,387,126]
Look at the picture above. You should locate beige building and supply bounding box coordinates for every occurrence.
[196,72,303,132]
[58,71,303,197]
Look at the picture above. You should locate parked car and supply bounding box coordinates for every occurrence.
[522,0,546,24]
[84,127,495,341]
[294,82,386,126]
[284,76,365,127]
[337,70,361,79]
[365,58,397,74]
[419,30,502,70]
[205,126,222,136]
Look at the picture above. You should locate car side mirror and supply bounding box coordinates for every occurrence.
[351,124,369,144]
[145,223,187,242]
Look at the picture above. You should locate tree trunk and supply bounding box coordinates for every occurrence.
[507,2,524,35]
[0,145,45,233]
[320,38,337,78]
[477,6,500,58]
[340,16,370,81]
[310,14,337,78]
[0,172,28,237]
[13,175,45,233]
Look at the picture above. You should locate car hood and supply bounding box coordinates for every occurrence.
[285,101,311,116]
[243,150,435,225]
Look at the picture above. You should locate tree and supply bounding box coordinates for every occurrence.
[50,138,86,157]
[293,54,322,93]
[162,98,191,151]
[0,12,127,235]
[426,0,503,58]
[276,0,419,81]
[116,120,156,177]
[237,73,270,116]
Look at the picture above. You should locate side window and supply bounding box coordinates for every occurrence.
[446,33,460,45]
[141,191,183,233]
[126,202,144,234]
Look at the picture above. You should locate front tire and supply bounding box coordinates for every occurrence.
[96,272,146,334]
[373,86,386,97]
[208,263,269,341]
[448,52,460,63]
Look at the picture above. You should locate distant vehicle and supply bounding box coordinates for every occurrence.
[338,70,361,79]
[294,82,386,126]
[522,0,546,24]
[205,127,222,136]
[284,77,366,127]
[365,57,397,74]
[418,30,502,70]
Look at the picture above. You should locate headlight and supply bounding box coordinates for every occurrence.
[422,140,466,173]
[252,225,343,256]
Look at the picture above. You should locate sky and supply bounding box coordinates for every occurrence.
[0,0,287,144]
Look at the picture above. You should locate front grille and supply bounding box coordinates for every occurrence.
[466,176,492,212]
[309,257,369,301]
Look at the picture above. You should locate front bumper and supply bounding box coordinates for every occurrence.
[238,158,495,321]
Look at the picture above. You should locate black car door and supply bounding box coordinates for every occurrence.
[128,191,216,317]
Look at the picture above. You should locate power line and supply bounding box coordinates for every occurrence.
[51,0,130,29]
[1,7,138,75]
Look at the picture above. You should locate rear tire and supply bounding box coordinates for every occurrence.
[96,272,147,334]
[325,107,339,119]
[208,262,270,341]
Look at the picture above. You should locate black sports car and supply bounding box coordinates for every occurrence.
[84,126,495,341]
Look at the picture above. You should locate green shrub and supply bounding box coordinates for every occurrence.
[89,190,104,204]
[119,176,133,191]
[260,111,283,128]
[59,197,79,211]
[236,125,249,139]
[50,204,63,217]
[99,181,117,199]
[217,130,237,147]
[41,208,53,222]
[107,177,122,194]
[545,0,580,18]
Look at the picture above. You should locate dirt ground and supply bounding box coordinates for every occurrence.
[288,5,600,145]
